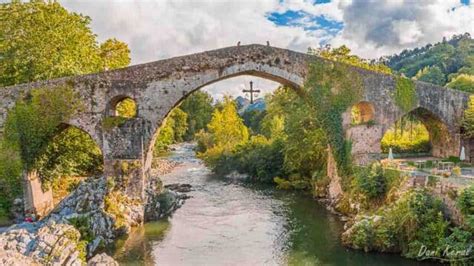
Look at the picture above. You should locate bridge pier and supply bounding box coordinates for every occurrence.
[431,132,461,158]
[23,170,53,219]
[346,124,384,165]
[103,159,145,199]
[102,118,152,200]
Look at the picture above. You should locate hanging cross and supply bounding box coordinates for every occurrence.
[242,81,260,104]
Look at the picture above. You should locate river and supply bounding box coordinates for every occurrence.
[112,143,434,266]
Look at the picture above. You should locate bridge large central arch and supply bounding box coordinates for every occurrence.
[0,44,470,217]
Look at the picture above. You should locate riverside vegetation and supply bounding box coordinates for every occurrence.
[0,1,473,264]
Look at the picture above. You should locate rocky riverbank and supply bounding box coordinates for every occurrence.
[0,173,191,265]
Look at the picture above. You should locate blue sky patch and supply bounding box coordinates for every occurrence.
[460,0,470,5]
[267,9,343,43]
[314,0,331,4]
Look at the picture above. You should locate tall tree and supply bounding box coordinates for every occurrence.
[179,91,214,140]
[415,66,446,85]
[153,107,188,155]
[0,1,130,87]
[386,33,474,89]
[0,1,131,215]
[205,96,249,150]
[463,96,474,138]
[447,74,474,93]
[100,38,131,70]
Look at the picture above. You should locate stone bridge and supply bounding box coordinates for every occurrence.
[0,44,470,216]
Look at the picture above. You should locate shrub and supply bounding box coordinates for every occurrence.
[344,189,450,258]
[0,143,22,217]
[457,185,474,232]
[354,163,387,199]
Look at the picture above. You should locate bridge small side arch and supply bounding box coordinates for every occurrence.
[382,106,459,158]
[105,95,138,118]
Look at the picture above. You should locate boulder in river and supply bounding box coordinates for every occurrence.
[87,253,119,266]
[165,183,193,193]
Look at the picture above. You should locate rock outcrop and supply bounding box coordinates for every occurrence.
[0,221,85,265]
[144,173,190,222]
[0,250,40,265]
[0,173,189,264]
[87,253,119,266]
[44,176,144,255]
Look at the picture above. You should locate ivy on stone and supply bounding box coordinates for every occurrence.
[304,60,364,177]
[393,77,417,113]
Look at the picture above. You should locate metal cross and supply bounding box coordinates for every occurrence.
[242,81,261,104]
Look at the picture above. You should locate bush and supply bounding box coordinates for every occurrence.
[232,136,286,183]
[273,174,311,190]
[344,189,450,258]
[205,136,286,183]
[457,185,474,231]
[354,163,387,199]
[0,143,22,216]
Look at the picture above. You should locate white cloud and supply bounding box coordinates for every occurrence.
[61,0,330,99]
[392,20,423,45]
[61,0,327,64]
[202,76,281,101]
[60,0,474,97]
[331,0,474,58]
[274,0,347,21]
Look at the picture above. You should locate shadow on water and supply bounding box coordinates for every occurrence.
[111,220,171,265]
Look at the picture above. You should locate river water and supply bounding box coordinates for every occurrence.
[112,143,433,266]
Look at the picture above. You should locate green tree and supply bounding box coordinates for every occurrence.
[154,117,175,155]
[0,143,22,218]
[0,1,130,218]
[116,98,137,118]
[386,33,474,89]
[169,108,188,142]
[415,66,446,85]
[0,1,130,86]
[241,109,266,135]
[446,74,474,93]
[3,86,84,171]
[206,96,249,150]
[463,96,474,138]
[179,91,214,140]
[153,107,188,155]
[99,38,131,70]
[35,127,103,185]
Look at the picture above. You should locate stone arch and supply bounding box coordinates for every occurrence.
[143,67,304,173]
[351,101,375,125]
[382,106,459,158]
[105,95,138,117]
[55,122,104,157]
[24,122,104,217]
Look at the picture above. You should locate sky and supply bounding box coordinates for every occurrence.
[61,0,474,100]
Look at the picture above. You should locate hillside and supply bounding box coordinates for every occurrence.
[385,33,474,92]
